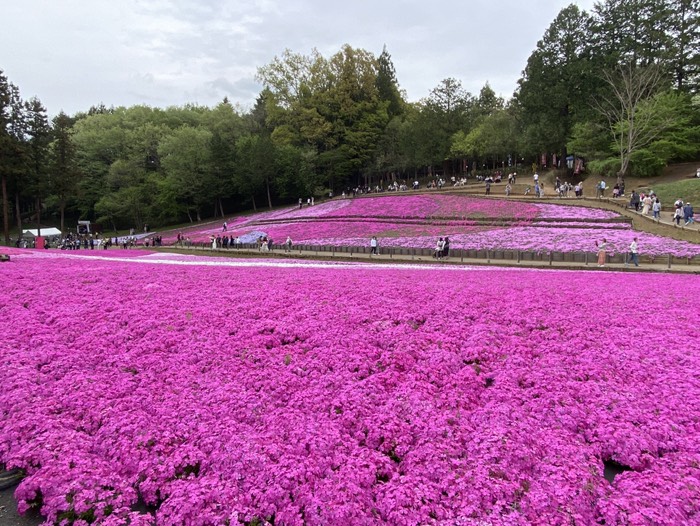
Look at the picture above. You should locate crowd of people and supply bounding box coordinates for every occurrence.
[207,234,242,249]
[57,233,149,250]
[204,231,296,253]
[629,191,695,226]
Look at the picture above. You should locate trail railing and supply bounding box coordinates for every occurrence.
[168,242,699,269]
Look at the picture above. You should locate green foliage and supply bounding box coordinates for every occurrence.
[515,5,599,156]
[629,148,667,178]
[158,126,214,219]
[567,121,612,160]
[451,109,517,163]
[417,78,475,165]
[2,6,699,235]
[587,158,621,178]
[376,46,404,118]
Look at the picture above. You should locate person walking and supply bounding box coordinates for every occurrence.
[683,202,694,226]
[285,236,292,253]
[674,206,684,226]
[652,198,661,221]
[630,191,640,211]
[626,237,639,267]
[595,238,609,267]
[370,236,378,255]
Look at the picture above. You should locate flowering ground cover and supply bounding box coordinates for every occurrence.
[157,195,618,245]
[153,195,700,258]
[299,226,700,258]
[1,253,700,525]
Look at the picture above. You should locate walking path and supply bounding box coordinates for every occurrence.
[159,245,700,274]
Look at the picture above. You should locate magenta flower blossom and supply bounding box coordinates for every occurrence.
[1,252,699,525]
[152,195,700,257]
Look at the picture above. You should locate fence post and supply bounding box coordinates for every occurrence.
[517,250,521,263]
[668,254,672,269]
[487,250,490,263]
[549,251,553,266]
[585,252,588,266]
[412,248,415,260]
[460,249,464,263]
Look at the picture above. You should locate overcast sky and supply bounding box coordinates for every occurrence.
[2,0,596,116]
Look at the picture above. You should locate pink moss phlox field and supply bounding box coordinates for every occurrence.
[157,195,617,244]
[153,195,700,257]
[297,227,696,257]
[2,255,700,525]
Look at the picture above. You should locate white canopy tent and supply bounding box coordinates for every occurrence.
[22,228,62,237]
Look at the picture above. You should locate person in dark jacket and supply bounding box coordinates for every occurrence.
[683,203,694,226]
[630,191,640,211]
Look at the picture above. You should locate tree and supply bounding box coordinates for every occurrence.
[591,0,673,69]
[234,134,276,211]
[515,5,597,160]
[207,99,246,217]
[0,70,14,243]
[475,83,504,120]
[415,78,474,171]
[451,106,519,172]
[158,126,214,223]
[49,112,81,234]
[3,81,27,242]
[258,45,391,190]
[24,97,51,236]
[71,110,130,219]
[594,64,676,182]
[590,0,699,92]
[667,0,700,92]
[375,45,404,118]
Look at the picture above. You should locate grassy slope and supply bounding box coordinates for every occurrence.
[635,179,700,206]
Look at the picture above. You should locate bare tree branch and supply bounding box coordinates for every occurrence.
[592,63,669,183]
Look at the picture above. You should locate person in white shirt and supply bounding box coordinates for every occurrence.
[626,237,639,267]
[434,237,445,259]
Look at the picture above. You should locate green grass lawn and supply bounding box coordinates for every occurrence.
[637,178,700,206]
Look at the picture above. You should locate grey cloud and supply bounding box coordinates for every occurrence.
[1,0,597,115]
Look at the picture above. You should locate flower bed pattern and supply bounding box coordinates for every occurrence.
[1,254,700,525]
[154,195,700,257]
[158,195,617,245]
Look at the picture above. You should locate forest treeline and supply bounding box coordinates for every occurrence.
[1,0,699,237]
